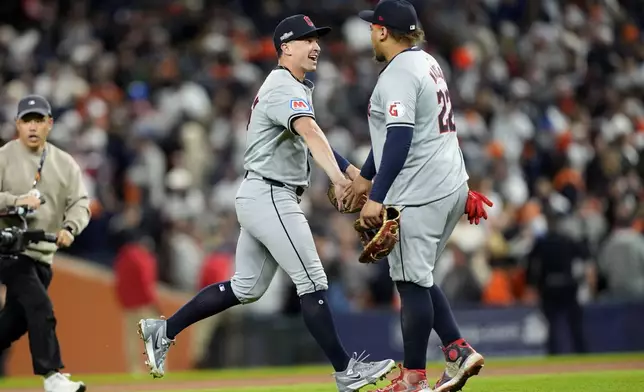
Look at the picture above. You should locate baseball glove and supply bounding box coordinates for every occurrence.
[353,206,401,263]
[327,182,367,213]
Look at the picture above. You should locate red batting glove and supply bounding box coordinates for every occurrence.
[464,190,493,225]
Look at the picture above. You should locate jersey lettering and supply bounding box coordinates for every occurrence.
[437,87,456,133]
[429,64,445,85]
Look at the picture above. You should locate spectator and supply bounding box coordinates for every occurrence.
[113,206,160,375]
[440,243,483,305]
[597,207,644,300]
[526,214,592,355]
[191,249,233,368]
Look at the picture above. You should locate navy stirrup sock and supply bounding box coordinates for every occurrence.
[166,281,240,339]
[300,291,350,372]
[396,282,434,370]
[430,284,462,346]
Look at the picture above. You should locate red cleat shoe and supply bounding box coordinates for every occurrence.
[375,364,433,392]
[434,339,484,392]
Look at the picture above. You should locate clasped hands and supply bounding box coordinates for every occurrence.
[335,170,493,228]
[332,171,382,229]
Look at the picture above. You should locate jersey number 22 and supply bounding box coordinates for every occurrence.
[437,87,456,133]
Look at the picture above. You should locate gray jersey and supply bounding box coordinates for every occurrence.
[243,67,315,187]
[368,48,469,205]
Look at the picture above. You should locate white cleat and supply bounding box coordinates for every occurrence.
[43,372,86,392]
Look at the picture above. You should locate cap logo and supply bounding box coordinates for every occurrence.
[378,16,384,21]
[280,31,294,41]
[410,25,416,30]
[29,100,35,105]
[303,16,314,27]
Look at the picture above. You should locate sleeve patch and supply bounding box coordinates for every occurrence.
[387,101,406,118]
[290,99,311,111]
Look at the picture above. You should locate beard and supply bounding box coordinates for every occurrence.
[373,48,386,63]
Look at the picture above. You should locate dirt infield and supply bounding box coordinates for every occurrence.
[4,360,644,392]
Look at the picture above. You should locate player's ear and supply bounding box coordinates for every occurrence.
[281,42,291,56]
[378,26,389,42]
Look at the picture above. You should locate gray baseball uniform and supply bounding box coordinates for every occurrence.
[368,47,469,287]
[231,67,327,303]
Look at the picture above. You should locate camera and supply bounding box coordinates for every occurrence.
[0,206,57,256]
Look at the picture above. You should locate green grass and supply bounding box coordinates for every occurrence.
[164,384,332,392]
[157,370,644,392]
[0,353,642,390]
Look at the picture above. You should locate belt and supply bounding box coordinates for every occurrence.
[244,171,305,197]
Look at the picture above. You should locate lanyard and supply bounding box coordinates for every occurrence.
[32,147,47,188]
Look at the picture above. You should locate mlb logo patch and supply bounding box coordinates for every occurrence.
[290,99,311,112]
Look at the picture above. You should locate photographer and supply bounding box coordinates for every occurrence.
[0,95,90,392]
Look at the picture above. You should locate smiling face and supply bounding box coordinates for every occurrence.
[282,37,321,72]
[16,113,52,151]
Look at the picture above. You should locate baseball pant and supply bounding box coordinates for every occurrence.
[231,174,328,303]
[388,182,469,287]
[0,255,63,375]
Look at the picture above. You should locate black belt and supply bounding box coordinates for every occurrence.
[244,172,305,196]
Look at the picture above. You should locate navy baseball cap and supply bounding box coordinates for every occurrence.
[273,14,332,52]
[16,95,52,119]
[358,0,419,33]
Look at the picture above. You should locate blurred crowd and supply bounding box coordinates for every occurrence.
[0,0,643,315]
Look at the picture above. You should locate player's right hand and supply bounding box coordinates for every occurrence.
[344,175,372,211]
[15,194,41,210]
[333,177,352,211]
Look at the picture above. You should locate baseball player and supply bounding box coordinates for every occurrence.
[343,1,491,391]
[137,14,395,391]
